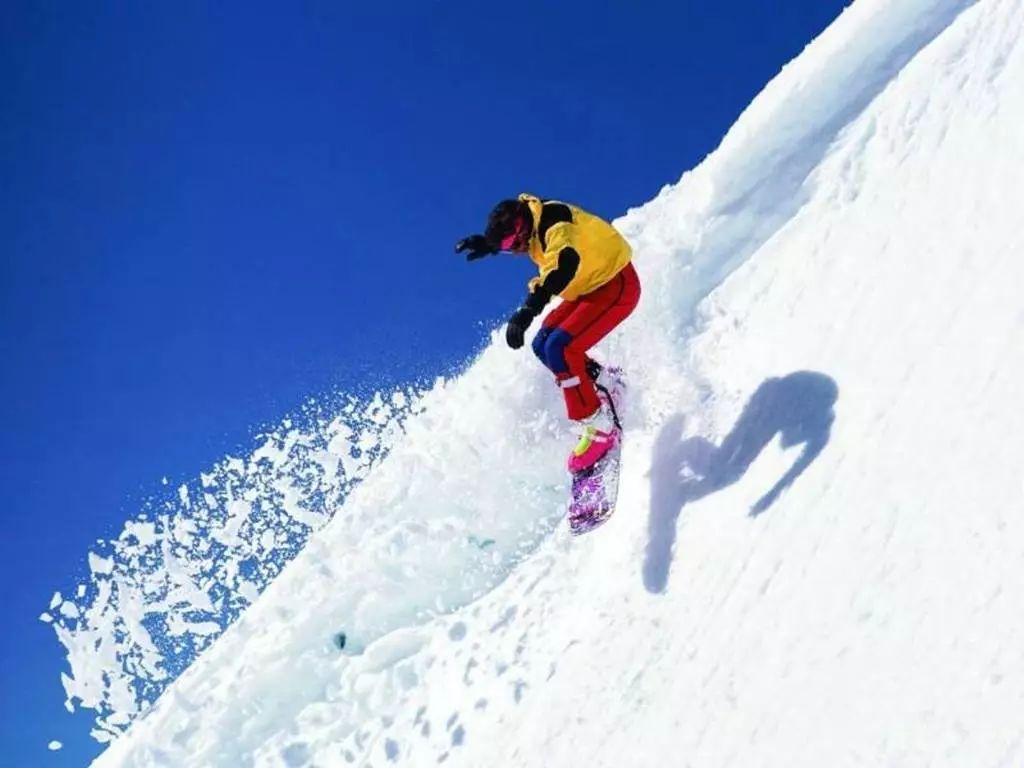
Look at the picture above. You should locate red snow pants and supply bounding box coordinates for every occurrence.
[531,262,641,421]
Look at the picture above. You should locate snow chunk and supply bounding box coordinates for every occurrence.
[88,552,114,576]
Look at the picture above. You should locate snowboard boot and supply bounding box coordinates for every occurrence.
[568,404,620,473]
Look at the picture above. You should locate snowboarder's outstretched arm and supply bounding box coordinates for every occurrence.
[455,234,497,261]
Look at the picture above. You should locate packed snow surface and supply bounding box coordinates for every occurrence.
[52,0,1024,764]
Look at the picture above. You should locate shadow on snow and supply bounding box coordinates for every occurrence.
[643,371,838,594]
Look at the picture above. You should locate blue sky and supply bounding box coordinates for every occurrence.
[1,1,848,763]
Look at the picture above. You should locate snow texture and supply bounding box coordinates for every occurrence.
[48,390,429,739]
[49,0,1024,764]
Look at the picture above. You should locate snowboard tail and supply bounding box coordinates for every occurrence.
[568,443,622,535]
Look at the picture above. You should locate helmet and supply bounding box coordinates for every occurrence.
[485,199,532,252]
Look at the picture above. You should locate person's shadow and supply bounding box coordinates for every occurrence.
[643,371,838,594]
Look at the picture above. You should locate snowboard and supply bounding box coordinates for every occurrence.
[568,439,623,535]
[567,366,625,536]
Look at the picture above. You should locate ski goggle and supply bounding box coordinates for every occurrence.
[498,216,528,251]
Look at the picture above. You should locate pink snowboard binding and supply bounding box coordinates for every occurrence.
[567,425,620,473]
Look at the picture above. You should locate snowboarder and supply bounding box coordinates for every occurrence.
[456,194,641,472]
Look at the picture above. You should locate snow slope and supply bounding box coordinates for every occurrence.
[83,0,1024,764]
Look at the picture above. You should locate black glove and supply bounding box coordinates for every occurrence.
[455,234,497,261]
[505,306,536,350]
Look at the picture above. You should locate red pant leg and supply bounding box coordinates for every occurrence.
[552,263,641,420]
[540,295,577,330]
[536,297,603,380]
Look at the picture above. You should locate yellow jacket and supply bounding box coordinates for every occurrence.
[519,193,632,303]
